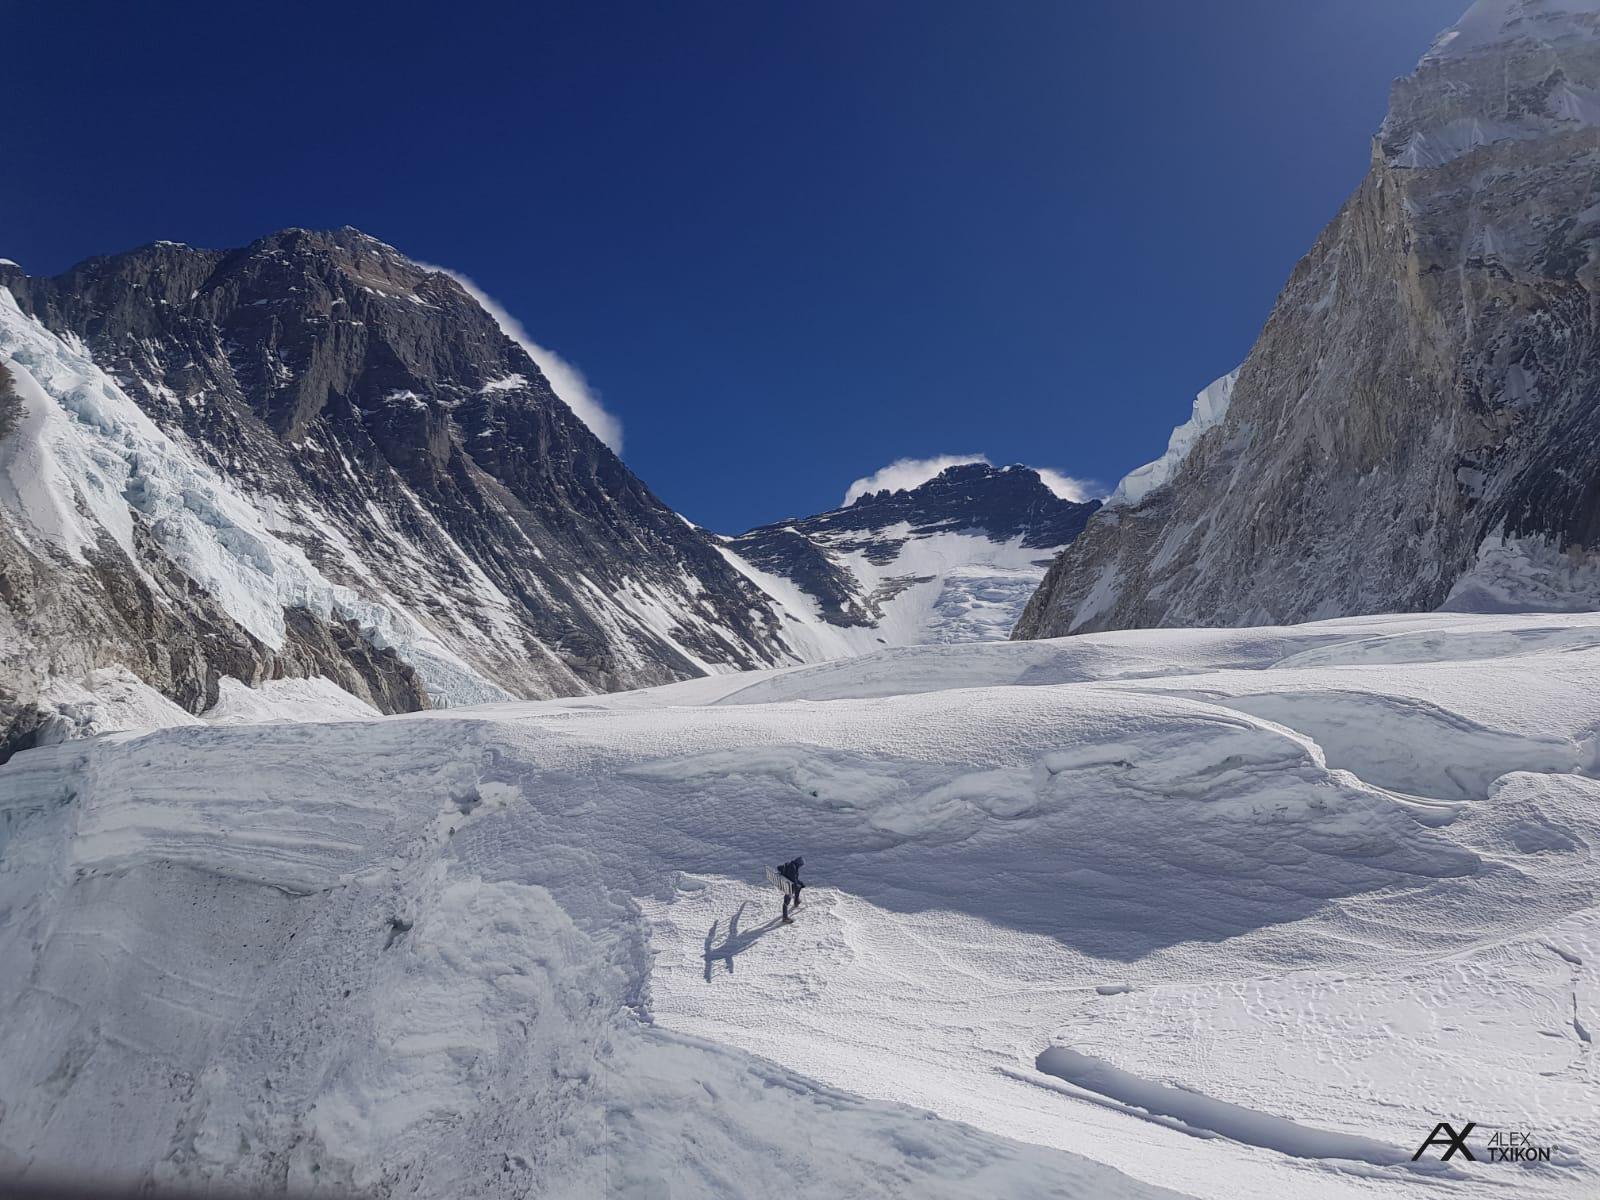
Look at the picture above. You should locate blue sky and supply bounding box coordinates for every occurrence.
[5,0,1467,531]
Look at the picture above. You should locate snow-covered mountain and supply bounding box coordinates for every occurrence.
[0,232,1108,759]
[721,463,1098,657]
[0,229,817,752]
[4,608,1595,1197]
[1018,0,1600,639]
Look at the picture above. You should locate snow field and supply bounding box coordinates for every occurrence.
[0,713,1178,1197]
[2,609,1598,1197]
[25,670,384,745]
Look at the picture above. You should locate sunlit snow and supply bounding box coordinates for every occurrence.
[3,609,1595,1197]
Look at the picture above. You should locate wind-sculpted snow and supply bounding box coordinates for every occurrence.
[1032,1047,1423,1169]
[2,611,1597,1197]
[613,688,1481,961]
[1206,691,1585,801]
[1268,621,1600,668]
[0,717,1182,1197]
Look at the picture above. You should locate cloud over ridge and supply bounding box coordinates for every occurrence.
[844,454,1099,507]
[843,454,992,506]
[1033,468,1098,503]
[422,264,624,453]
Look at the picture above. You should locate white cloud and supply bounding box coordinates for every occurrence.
[1034,468,1100,503]
[843,454,990,506]
[419,264,623,453]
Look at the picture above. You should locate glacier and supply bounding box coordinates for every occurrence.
[2,609,1596,1197]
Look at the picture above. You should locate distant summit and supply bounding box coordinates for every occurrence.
[839,462,1096,547]
[721,463,1098,654]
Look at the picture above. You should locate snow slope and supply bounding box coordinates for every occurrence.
[2,610,1597,1197]
[202,676,382,726]
[22,670,384,747]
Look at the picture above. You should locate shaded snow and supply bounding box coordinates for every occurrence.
[1033,1047,1421,1169]
[1443,532,1600,612]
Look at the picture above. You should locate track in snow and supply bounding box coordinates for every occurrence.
[1032,1046,1428,1170]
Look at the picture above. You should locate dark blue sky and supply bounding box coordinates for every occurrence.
[6,1,1467,531]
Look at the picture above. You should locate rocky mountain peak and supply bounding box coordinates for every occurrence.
[1015,0,1600,639]
[832,462,1096,547]
[1381,0,1600,170]
[721,463,1097,652]
[0,228,807,754]
[0,223,1107,757]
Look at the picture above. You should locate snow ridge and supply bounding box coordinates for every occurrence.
[1106,368,1239,508]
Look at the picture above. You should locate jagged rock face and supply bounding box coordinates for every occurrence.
[724,464,1098,652]
[1017,0,1600,639]
[0,228,797,741]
